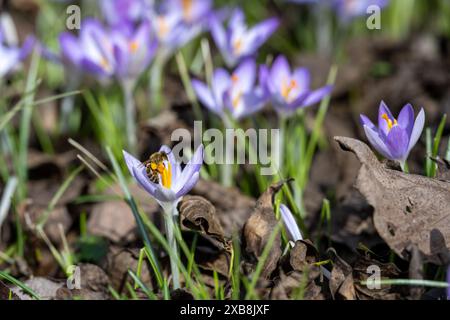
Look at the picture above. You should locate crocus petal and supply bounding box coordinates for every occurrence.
[175,144,204,193]
[175,172,200,198]
[123,150,142,179]
[212,68,231,108]
[59,32,82,65]
[407,108,425,155]
[292,67,310,95]
[363,125,392,159]
[385,126,409,161]
[233,91,266,120]
[258,65,270,97]
[232,58,256,91]
[245,17,279,53]
[18,36,35,60]
[378,101,395,137]
[210,14,227,53]
[159,145,181,182]
[301,85,333,108]
[270,55,290,88]
[360,114,376,131]
[397,103,414,137]
[192,79,217,113]
[280,204,302,242]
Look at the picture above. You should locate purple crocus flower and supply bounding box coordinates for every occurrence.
[0,20,34,78]
[192,58,267,121]
[210,8,279,68]
[123,144,204,208]
[360,101,425,166]
[59,19,116,79]
[150,0,212,57]
[261,55,332,117]
[99,0,150,26]
[111,21,157,83]
[280,204,303,242]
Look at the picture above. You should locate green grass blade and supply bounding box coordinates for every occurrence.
[0,271,41,300]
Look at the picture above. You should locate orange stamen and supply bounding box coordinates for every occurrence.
[233,39,242,54]
[155,162,172,188]
[182,0,193,20]
[381,113,397,131]
[281,79,298,101]
[129,41,139,53]
[157,17,169,37]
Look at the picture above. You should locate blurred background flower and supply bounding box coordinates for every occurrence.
[261,55,332,117]
[192,58,267,121]
[210,8,279,68]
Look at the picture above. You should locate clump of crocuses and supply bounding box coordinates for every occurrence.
[360,101,425,169]
[123,145,204,289]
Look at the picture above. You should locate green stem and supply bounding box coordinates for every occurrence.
[162,203,181,289]
[400,161,409,173]
[122,80,137,154]
[149,53,169,115]
[221,115,233,187]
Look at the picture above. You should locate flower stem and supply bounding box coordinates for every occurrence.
[149,52,169,116]
[222,115,234,187]
[122,81,137,154]
[400,161,409,173]
[163,204,181,289]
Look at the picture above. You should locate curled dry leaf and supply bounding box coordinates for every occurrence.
[191,179,255,237]
[335,136,450,265]
[242,181,288,279]
[179,195,232,277]
[272,240,324,300]
[179,195,229,250]
[327,248,357,300]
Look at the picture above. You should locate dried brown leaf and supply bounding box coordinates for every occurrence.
[242,181,287,279]
[335,136,450,265]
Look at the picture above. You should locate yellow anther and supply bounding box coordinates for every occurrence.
[281,78,298,101]
[233,39,243,54]
[182,0,193,20]
[129,41,139,53]
[155,162,172,188]
[157,17,169,37]
[100,57,110,69]
[381,113,397,131]
[232,91,242,109]
[231,74,239,83]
